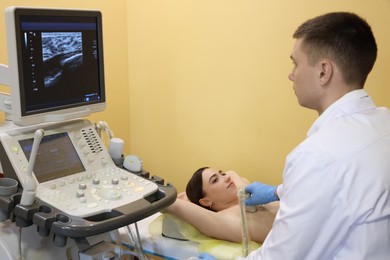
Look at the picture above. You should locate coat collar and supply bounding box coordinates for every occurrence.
[307,89,376,137]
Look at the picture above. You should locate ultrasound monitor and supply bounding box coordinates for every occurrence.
[2,6,105,126]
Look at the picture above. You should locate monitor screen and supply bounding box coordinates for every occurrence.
[19,132,85,183]
[5,7,106,125]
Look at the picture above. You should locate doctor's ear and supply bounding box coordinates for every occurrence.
[318,60,333,84]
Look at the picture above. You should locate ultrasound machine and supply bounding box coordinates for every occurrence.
[0,6,176,259]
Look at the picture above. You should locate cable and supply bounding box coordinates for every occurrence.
[134,222,149,259]
[16,226,24,260]
[237,187,250,257]
[126,224,149,260]
[94,121,114,139]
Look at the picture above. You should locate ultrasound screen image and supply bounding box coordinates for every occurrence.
[18,14,104,115]
[42,32,83,88]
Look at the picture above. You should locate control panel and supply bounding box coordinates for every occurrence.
[37,167,157,217]
[0,119,158,218]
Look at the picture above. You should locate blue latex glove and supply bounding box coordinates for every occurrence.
[245,182,279,205]
[198,253,216,260]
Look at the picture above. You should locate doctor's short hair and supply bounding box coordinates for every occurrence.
[186,166,212,210]
[293,12,377,87]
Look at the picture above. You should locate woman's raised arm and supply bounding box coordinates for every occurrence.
[164,197,244,243]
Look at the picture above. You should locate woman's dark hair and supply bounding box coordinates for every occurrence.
[185,166,211,210]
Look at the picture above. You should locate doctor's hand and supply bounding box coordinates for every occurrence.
[198,253,216,260]
[245,182,279,205]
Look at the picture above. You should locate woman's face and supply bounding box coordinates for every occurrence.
[200,168,238,211]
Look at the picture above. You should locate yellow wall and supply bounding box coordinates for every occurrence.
[0,0,131,150]
[127,1,390,192]
[1,1,389,194]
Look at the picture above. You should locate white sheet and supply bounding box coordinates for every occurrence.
[120,212,261,260]
[120,213,200,259]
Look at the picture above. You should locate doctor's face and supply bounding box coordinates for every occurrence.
[201,168,238,210]
[288,38,322,110]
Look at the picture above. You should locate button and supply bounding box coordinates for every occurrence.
[134,186,145,192]
[86,202,98,208]
[87,155,95,162]
[92,194,102,201]
[126,182,135,187]
[99,189,121,200]
[76,191,85,198]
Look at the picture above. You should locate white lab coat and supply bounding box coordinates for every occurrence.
[245,89,390,260]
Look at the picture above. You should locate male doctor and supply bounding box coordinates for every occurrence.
[200,12,390,260]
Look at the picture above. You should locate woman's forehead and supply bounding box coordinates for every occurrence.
[202,168,219,178]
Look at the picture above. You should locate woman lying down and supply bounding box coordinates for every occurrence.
[164,167,279,244]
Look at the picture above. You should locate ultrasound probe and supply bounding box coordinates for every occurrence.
[20,129,44,206]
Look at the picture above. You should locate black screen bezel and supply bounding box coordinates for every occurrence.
[13,8,106,117]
